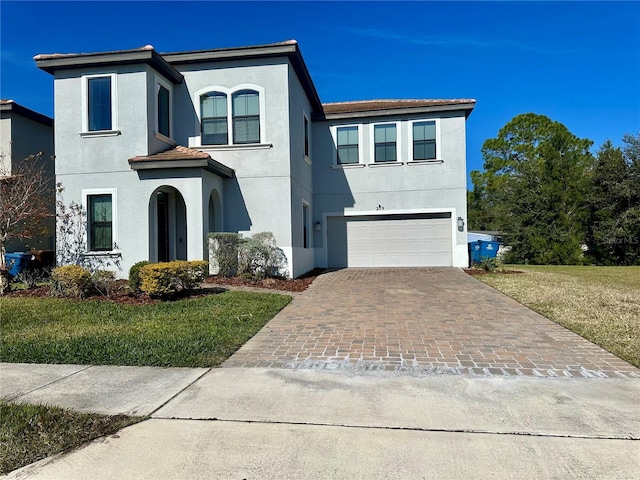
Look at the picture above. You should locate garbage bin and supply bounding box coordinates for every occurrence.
[479,241,501,259]
[468,241,483,264]
[4,252,32,277]
[468,240,502,266]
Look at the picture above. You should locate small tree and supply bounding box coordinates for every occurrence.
[0,152,54,270]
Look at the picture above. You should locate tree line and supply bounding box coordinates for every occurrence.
[468,113,640,265]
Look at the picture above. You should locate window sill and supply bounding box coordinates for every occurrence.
[82,251,121,258]
[332,163,365,169]
[369,162,405,168]
[155,132,177,146]
[198,143,273,151]
[79,130,121,138]
[408,159,444,165]
[304,155,312,166]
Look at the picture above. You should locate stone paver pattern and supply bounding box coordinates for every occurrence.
[224,268,640,378]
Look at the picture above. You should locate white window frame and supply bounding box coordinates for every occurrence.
[80,73,119,136]
[155,75,173,143]
[370,122,401,163]
[302,201,311,249]
[193,84,267,147]
[331,124,364,166]
[409,118,441,162]
[82,188,118,254]
[303,111,311,165]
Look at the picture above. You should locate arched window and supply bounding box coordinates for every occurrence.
[200,92,228,145]
[232,90,260,144]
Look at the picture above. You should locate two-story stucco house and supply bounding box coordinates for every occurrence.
[35,40,475,278]
[0,99,55,253]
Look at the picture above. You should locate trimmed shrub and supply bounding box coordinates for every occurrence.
[208,232,241,277]
[92,270,116,296]
[50,265,92,298]
[128,260,150,293]
[238,232,287,279]
[139,260,209,298]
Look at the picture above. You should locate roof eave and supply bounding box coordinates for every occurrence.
[35,50,183,84]
[128,158,234,178]
[163,43,323,112]
[0,101,53,127]
[312,102,476,121]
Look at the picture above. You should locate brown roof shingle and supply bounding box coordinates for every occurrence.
[322,99,476,115]
[129,145,211,163]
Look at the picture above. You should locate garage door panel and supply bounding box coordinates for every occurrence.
[328,214,452,268]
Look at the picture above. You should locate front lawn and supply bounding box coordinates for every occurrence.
[0,401,141,474]
[0,291,291,367]
[476,266,640,368]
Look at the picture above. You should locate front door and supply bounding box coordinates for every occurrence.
[157,192,170,262]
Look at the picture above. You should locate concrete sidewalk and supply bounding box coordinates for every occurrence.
[1,363,209,416]
[3,364,639,479]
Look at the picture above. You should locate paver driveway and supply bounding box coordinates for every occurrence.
[224,268,639,378]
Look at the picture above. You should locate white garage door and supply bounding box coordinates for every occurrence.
[327,213,452,268]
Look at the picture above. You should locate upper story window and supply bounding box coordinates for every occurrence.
[87,77,112,131]
[412,121,437,160]
[201,92,228,145]
[374,124,397,162]
[232,90,260,144]
[157,84,170,138]
[303,115,310,158]
[198,87,263,146]
[336,126,359,164]
[82,74,117,135]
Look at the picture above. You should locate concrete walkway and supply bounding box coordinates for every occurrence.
[3,366,639,479]
[2,268,639,478]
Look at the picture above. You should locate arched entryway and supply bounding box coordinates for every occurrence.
[148,186,187,262]
[207,189,222,234]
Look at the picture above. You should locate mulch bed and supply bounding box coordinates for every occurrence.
[203,268,324,293]
[4,269,324,305]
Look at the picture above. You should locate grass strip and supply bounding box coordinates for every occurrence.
[0,401,142,474]
[1,291,291,367]
[477,266,640,368]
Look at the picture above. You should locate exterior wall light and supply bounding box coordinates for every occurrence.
[457,217,465,232]
[314,221,322,232]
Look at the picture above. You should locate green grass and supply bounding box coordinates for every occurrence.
[0,291,291,367]
[0,400,142,474]
[477,265,640,368]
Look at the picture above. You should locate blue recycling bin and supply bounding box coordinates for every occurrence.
[4,252,32,277]
[468,240,501,265]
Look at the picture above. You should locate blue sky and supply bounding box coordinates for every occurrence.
[1,1,639,184]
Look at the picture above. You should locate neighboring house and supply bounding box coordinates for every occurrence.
[0,99,55,252]
[35,41,475,278]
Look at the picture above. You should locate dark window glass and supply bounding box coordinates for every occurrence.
[201,92,228,144]
[88,77,112,131]
[413,121,437,160]
[158,85,170,137]
[374,124,397,162]
[232,90,260,144]
[336,126,358,164]
[303,204,310,248]
[304,116,309,157]
[88,194,112,251]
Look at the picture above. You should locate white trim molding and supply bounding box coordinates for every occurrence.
[193,84,267,147]
[80,73,118,135]
[409,118,441,162]
[331,123,363,165]
[81,188,119,254]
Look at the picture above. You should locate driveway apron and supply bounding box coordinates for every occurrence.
[224,268,639,378]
